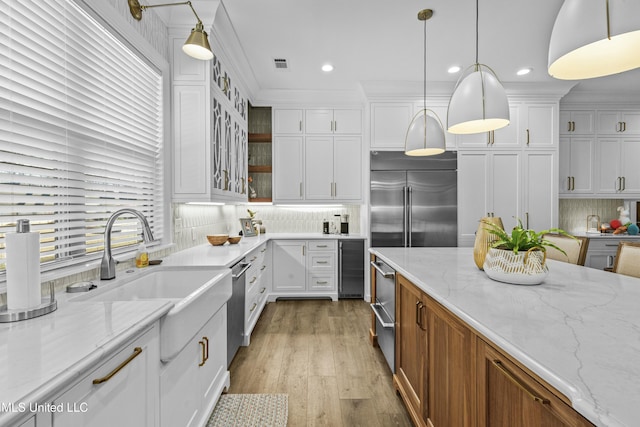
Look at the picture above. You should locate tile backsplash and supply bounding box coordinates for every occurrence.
[559,199,625,233]
[0,203,362,305]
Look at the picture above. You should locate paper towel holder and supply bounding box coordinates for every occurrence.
[0,282,57,323]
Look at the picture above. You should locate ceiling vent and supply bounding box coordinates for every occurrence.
[273,58,289,70]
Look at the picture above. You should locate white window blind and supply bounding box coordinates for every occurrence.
[0,0,164,274]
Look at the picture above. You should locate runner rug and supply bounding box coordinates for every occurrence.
[207,393,288,427]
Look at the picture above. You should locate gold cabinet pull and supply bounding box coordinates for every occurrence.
[567,176,571,191]
[250,276,257,284]
[199,340,206,366]
[203,336,209,362]
[622,176,626,191]
[223,170,229,191]
[260,265,266,271]
[260,287,266,293]
[250,302,257,312]
[491,360,550,405]
[571,176,575,191]
[241,177,246,194]
[486,131,491,146]
[93,347,142,384]
[526,129,530,145]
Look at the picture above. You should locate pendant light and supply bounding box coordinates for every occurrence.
[129,0,214,61]
[447,0,509,135]
[548,0,640,80]
[404,9,446,157]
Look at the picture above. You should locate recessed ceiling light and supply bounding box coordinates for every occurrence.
[448,65,461,74]
[322,64,334,72]
[517,67,532,76]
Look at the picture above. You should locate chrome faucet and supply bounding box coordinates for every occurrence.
[100,209,154,280]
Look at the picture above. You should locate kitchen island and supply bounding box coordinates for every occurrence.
[370,247,640,427]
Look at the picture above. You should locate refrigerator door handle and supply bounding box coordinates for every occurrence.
[407,186,413,247]
[402,186,408,247]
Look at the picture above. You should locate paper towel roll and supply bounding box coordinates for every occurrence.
[6,227,41,310]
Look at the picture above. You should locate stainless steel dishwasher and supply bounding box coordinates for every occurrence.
[370,258,396,372]
[227,258,251,368]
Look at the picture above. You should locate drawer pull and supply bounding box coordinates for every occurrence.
[317,261,329,264]
[203,336,209,362]
[250,277,257,284]
[260,287,266,293]
[316,280,328,285]
[250,256,257,262]
[316,244,328,248]
[250,302,257,312]
[491,360,550,405]
[93,347,143,384]
[260,265,266,271]
[261,247,267,253]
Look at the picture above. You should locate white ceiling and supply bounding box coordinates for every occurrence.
[160,0,640,100]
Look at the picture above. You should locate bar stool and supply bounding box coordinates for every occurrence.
[543,234,589,266]
[612,241,640,278]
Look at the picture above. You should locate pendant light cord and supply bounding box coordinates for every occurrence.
[475,0,479,64]
[423,16,427,110]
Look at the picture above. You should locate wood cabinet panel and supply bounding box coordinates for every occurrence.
[477,339,593,427]
[395,274,427,426]
[427,297,475,427]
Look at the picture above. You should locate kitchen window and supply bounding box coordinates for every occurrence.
[0,0,165,276]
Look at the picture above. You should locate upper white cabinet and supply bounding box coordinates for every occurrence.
[370,102,413,149]
[560,107,640,198]
[559,110,594,135]
[272,107,363,204]
[559,136,594,195]
[521,104,556,148]
[274,109,303,134]
[273,136,304,202]
[171,33,248,203]
[522,152,557,232]
[305,109,362,134]
[305,136,362,201]
[595,137,640,195]
[597,111,640,135]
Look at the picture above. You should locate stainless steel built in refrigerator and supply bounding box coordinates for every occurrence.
[370,151,457,247]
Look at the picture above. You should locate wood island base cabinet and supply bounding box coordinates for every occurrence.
[393,273,595,427]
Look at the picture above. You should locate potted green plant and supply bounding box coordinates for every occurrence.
[480,219,575,285]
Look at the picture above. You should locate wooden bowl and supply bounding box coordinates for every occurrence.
[227,236,242,244]
[207,234,229,246]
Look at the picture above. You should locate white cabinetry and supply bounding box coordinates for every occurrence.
[273,136,304,201]
[559,110,594,135]
[271,240,338,300]
[559,137,594,195]
[370,102,413,149]
[595,138,640,195]
[243,243,271,345]
[597,111,640,135]
[273,109,303,134]
[160,305,228,427]
[522,152,557,232]
[171,33,248,203]
[305,136,362,201]
[272,107,363,204]
[305,109,362,134]
[458,152,521,246]
[521,104,556,148]
[53,326,159,427]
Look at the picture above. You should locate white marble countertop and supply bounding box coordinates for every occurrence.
[576,232,640,239]
[0,299,172,426]
[370,247,640,427]
[162,233,366,268]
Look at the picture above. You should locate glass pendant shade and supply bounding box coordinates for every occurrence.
[405,109,446,156]
[447,65,510,134]
[548,0,640,80]
[183,23,214,60]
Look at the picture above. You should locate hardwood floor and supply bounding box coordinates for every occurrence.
[228,299,413,426]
